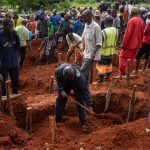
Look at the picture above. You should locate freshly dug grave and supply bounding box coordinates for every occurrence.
[0,112,28,149]
[0,39,150,150]
[10,86,150,129]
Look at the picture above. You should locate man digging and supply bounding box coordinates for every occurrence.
[55,63,93,133]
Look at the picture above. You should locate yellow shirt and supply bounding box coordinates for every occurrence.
[101,27,118,56]
[15,25,29,47]
[16,17,23,27]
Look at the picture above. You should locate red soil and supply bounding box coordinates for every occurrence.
[0,39,150,150]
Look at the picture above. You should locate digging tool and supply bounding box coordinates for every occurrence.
[5,80,15,119]
[127,85,137,123]
[68,96,123,124]
[104,77,115,112]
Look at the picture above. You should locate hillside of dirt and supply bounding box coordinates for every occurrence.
[0,39,150,150]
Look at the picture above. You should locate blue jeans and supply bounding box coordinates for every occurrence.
[80,58,92,82]
[55,89,87,125]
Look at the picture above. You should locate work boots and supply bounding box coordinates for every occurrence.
[142,60,149,72]
[134,60,140,73]
[97,74,104,83]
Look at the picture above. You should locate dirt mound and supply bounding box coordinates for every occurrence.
[0,113,28,148]
[72,118,150,150]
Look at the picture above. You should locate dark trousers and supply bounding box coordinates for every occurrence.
[81,58,92,82]
[136,44,150,60]
[55,90,87,125]
[20,46,27,67]
[0,67,19,96]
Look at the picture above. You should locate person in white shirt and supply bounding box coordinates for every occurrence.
[146,11,150,25]
[127,0,134,18]
[66,33,83,64]
[81,10,102,82]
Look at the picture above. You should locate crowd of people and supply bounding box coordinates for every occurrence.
[0,0,150,132]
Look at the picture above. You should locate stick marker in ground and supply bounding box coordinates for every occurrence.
[0,74,4,113]
[58,53,62,66]
[26,107,33,132]
[49,116,56,144]
[127,85,137,123]
[148,73,150,93]
[127,59,131,86]
[0,83,4,113]
[147,56,150,69]
[49,76,54,93]
[104,77,115,112]
[35,66,39,87]
[5,80,14,119]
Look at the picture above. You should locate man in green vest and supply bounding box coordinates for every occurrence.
[96,15,118,82]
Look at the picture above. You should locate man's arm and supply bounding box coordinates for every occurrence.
[122,20,134,49]
[55,69,64,91]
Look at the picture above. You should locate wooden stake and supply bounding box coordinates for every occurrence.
[127,59,131,86]
[58,53,62,66]
[0,83,4,113]
[116,51,120,68]
[5,80,14,119]
[35,66,39,87]
[45,142,50,150]
[49,116,56,144]
[26,107,33,132]
[89,62,94,84]
[104,77,115,112]
[148,73,150,93]
[127,85,137,123]
[49,76,54,93]
[147,56,150,69]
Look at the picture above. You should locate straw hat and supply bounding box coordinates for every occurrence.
[131,7,140,14]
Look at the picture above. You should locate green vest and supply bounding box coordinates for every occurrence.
[101,27,118,56]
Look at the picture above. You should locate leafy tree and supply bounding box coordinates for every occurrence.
[3,0,39,11]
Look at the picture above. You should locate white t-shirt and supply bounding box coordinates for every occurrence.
[81,20,102,60]
[66,33,83,50]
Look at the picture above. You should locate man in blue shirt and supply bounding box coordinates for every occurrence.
[0,19,20,95]
[73,15,85,36]
[55,63,93,133]
[50,9,61,31]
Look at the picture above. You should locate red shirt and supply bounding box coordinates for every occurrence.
[143,22,150,44]
[27,21,37,34]
[122,16,144,50]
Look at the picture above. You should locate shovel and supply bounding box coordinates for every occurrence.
[68,96,123,124]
